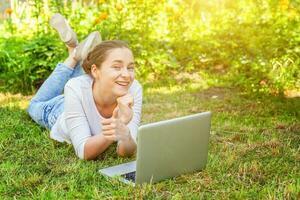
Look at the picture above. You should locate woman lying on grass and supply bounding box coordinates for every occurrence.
[27,14,142,160]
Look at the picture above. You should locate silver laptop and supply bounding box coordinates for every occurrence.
[99,111,211,185]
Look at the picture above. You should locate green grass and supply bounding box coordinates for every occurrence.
[0,84,299,199]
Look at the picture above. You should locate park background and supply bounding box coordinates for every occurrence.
[0,0,299,199]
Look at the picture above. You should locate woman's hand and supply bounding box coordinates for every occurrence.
[101,108,131,142]
[116,93,134,124]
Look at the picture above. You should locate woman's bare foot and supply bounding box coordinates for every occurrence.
[67,45,76,56]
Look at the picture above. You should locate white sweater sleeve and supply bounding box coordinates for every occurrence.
[127,84,143,143]
[64,84,91,159]
[64,78,143,159]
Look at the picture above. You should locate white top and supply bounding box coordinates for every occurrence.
[50,74,143,159]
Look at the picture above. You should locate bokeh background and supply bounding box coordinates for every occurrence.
[0,1,299,199]
[0,0,299,96]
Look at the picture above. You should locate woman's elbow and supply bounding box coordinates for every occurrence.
[117,150,133,157]
[82,151,91,160]
[83,154,96,161]
[83,148,101,161]
[117,149,126,157]
[117,145,136,157]
[76,144,96,161]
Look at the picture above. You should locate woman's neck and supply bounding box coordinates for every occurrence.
[92,81,117,109]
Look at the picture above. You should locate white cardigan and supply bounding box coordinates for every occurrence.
[50,74,143,159]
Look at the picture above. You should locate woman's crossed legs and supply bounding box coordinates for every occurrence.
[27,61,83,129]
[27,13,101,129]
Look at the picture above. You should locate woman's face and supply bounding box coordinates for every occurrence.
[93,47,135,97]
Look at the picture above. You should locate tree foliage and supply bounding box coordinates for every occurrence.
[0,0,299,94]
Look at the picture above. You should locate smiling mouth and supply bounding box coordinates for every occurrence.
[116,81,129,86]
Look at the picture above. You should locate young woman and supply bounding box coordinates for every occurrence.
[27,14,142,160]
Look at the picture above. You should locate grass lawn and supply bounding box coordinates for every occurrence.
[0,83,299,199]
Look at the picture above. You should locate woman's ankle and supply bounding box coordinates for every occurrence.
[63,55,77,69]
[67,45,76,55]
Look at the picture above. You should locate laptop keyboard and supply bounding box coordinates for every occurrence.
[122,171,136,182]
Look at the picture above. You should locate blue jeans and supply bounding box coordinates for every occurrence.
[27,62,84,129]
